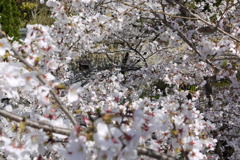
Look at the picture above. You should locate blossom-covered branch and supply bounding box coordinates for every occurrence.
[137,147,176,160]
[0,109,71,135]
[0,0,239,159]
[10,46,78,126]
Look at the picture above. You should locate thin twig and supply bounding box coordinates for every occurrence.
[113,34,148,67]
[68,36,81,51]
[155,15,219,71]
[191,13,240,43]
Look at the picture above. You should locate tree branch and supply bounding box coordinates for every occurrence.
[153,13,219,71]
[172,0,240,43]
[120,0,240,43]
[137,147,176,160]
[0,109,71,136]
[192,13,240,43]
[0,110,178,159]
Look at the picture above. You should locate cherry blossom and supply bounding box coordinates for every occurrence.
[0,38,11,56]
[0,0,239,159]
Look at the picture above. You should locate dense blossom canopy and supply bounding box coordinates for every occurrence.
[0,0,240,159]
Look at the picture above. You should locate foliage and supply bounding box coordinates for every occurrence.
[18,0,54,27]
[0,0,239,160]
[0,0,21,40]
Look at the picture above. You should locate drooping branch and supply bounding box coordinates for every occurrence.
[0,109,71,136]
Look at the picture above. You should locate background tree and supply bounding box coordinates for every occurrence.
[17,0,53,27]
[0,0,21,40]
